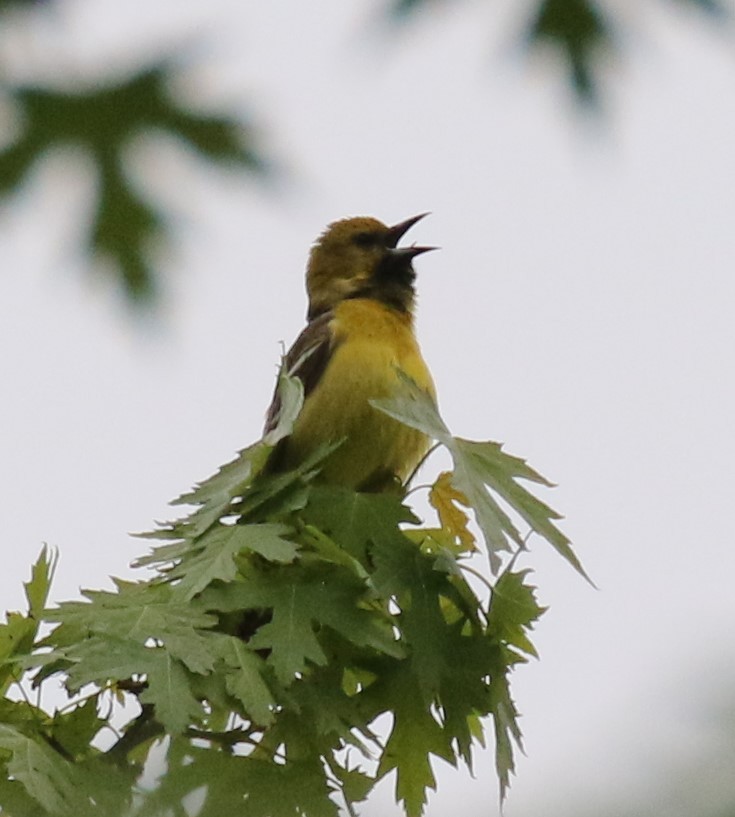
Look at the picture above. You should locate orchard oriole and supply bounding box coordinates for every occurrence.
[265,214,436,492]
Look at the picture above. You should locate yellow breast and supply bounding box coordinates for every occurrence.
[286,299,435,490]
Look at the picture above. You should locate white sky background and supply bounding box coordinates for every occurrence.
[1,0,735,815]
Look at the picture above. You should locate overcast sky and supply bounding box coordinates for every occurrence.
[1,1,735,815]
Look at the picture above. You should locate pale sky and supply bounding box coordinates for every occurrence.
[1,1,735,815]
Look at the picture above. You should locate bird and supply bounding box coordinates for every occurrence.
[264,213,437,492]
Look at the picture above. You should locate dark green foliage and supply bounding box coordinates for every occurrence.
[0,0,49,8]
[0,373,579,815]
[0,63,264,303]
[389,0,727,104]
[1,0,729,311]
[527,0,611,103]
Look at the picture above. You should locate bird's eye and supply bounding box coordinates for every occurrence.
[352,232,377,249]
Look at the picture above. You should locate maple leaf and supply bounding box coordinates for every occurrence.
[488,569,547,658]
[487,646,525,802]
[138,741,339,817]
[0,724,87,816]
[428,471,476,552]
[50,699,105,760]
[0,548,57,693]
[302,484,418,565]
[485,569,546,799]
[206,563,401,686]
[210,634,276,727]
[0,613,36,694]
[165,522,298,601]
[375,668,454,817]
[43,580,218,675]
[54,636,201,735]
[373,375,588,580]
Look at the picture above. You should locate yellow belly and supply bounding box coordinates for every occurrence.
[285,300,435,490]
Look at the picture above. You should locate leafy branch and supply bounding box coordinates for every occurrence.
[0,372,585,816]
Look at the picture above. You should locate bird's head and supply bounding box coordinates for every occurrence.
[305,214,434,319]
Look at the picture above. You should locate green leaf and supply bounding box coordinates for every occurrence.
[172,442,271,513]
[43,580,218,675]
[212,635,276,726]
[139,368,317,551]
[211,563,401,687]
[49,632,201,735]
[23,546,57,620]
[434,634,496,770]
[329,761,375,807]
[487,645,525,802]
[139,649,203,734]
[371,375,452,445]
[376,668,454,817]
[50,698,105,760]
[0,549,58,693]
[0,774,46,817]
[370,531,452,695]
[140,441,273,545]
[263,363,305,446]
[0,613,37,694]
[0,698,47,733]
[453,437,590,579]
[0,0,52,10]
[527,0,612,104]
[373,377,588,580]
[66,757,137,816]
[139,741,338,817]
[283,664,377,754]
[0,724,86,816]
[166,523,298,601]
[303,485,418,565]
[0,63,265,304]
[482,570,547,802]
[487,569,546,658]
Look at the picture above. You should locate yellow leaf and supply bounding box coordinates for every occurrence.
[429,472,476,552]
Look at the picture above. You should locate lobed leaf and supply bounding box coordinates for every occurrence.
[373,375,587,579]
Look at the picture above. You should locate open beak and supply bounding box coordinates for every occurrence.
[385,213,437,259]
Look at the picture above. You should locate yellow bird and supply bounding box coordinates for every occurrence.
[265,214,437,492]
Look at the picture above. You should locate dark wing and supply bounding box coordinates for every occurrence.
[263,310,335,435]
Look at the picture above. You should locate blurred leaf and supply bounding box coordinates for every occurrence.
[386,0,615,105]
[389,0,432,17]
[527,0,612,104]
[0,0,50,9]
[0,62,265,304]
[672,0,728,15]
